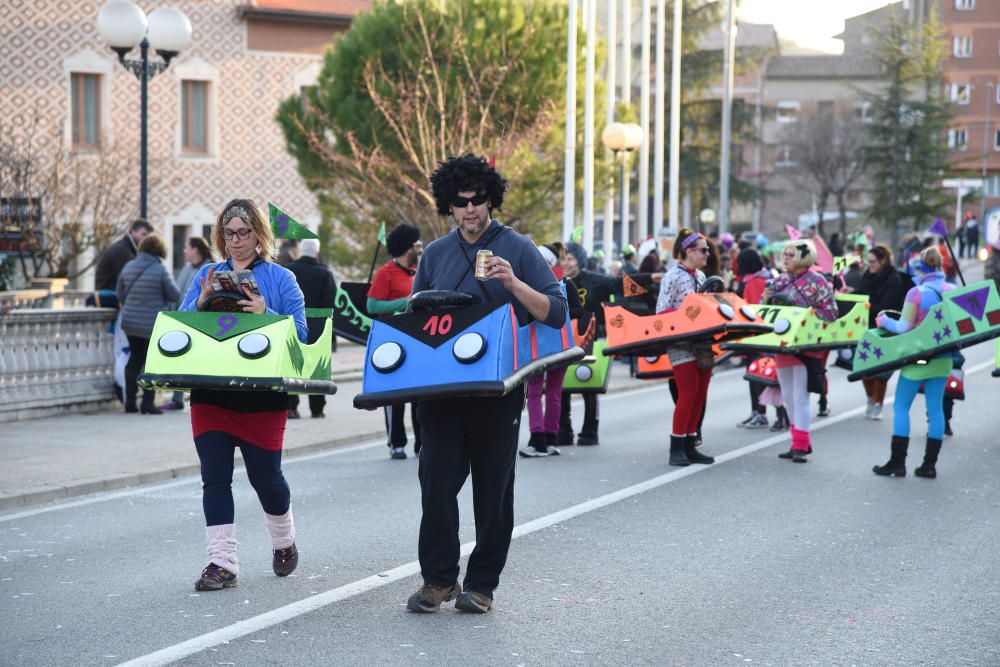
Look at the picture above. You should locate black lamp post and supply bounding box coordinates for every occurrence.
[97,1,191,221]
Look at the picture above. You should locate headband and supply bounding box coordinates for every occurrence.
[912,258,935,275]
[222,205,250,225]
[680,233,705,252]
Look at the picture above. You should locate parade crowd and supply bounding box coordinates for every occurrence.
[88,154,1000,615]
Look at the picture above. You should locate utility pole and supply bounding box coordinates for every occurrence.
[718,0,736,235]
[562,0,578,244]
[653,0,666,236]
[638,0,651,239]
[583,0,596,253]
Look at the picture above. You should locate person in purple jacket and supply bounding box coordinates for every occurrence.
[405,155,568,615]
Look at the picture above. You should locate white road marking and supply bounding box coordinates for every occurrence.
[115,359,997,666]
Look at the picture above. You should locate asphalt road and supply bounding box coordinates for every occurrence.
[3,343,999,666]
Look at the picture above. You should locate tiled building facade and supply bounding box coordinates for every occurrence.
[0,0,365,287]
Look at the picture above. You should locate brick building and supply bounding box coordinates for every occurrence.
[0,0,367,288]
[938,0,1000,230]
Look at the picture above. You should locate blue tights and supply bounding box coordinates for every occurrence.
[195,431,290,526]
[893,376,946,440]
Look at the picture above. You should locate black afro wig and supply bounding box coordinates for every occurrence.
[386,223,421,258]
[429,154,507,217]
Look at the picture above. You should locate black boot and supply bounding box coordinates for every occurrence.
[914,438,941,479]
[684,435,714,464]
[669,435,690,467]
[873,435,908,477]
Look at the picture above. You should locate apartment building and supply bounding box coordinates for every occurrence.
[939,0,1000,227]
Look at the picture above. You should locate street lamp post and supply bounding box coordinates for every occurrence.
[97,1,192,221]
[602,122,644,255]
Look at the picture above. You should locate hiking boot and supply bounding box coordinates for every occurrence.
[273,543,298,577]
[195,563,237,591]
[455,589,493,613]
[390,447,407,460]
[406,582,461,613]
[745,413,769,429]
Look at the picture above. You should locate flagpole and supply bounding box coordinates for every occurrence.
[366,227,384,285]
[942,236,966,286]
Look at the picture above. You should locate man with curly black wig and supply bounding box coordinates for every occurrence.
[368,223,423,459]
[405,154,569,615]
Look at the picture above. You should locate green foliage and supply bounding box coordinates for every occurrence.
[277,0,602,273]
[859,14,953,245]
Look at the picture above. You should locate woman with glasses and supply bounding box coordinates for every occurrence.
[179,199,307,592]
[762,240,838,463]
[853,244,906,421]
[656,228,717,466]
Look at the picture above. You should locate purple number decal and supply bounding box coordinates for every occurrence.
[217,314,237,336]
[275,214,289,237]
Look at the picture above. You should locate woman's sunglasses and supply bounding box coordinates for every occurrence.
[451,193,489,208]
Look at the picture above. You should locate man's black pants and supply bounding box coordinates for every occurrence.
[415,387,524,595]
[559,391,598,438]
[385,403,421,450]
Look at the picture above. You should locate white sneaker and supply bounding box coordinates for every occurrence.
[519,445,552,458]
[870,403,883,421]
[864,399,874,419]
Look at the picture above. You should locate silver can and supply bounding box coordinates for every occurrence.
[475,249,493,281]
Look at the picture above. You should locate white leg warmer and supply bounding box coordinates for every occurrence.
[206,524,239,575]
[265,507,295,550]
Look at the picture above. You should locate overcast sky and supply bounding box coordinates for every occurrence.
[737,0,896,53]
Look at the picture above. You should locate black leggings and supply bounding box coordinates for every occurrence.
[195,431,291,526]
[124,335,154,407]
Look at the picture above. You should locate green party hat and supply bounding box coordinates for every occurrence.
[268,203,318,240]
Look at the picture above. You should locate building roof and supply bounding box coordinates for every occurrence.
[241,0,370,20]
[697,22,779,51]
[766,54,884,80]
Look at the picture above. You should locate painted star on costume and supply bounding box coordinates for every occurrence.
[873,347,883,359]
[942,326,952,337]
[933,331,942,343]
[934,309,944,321]
[859,351,869,362]
[861,340,871,350]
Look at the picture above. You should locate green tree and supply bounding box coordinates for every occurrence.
[860,14,952,248]
[277,0,597,273]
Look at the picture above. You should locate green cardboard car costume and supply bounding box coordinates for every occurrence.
[721,293,869,355]
[138,204,337,395]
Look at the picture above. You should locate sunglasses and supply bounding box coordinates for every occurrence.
[223,228,253,240]
[451,193,489,208]
[691,246,710,254]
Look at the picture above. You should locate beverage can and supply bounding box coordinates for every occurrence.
[475,249,493,281]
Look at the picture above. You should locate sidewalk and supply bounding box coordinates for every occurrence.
[0,356,648,510]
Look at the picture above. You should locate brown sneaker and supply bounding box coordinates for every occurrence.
[406,581,461,613]
[195,563,237,591]
[455,589,493,613]
[273,543,298,577]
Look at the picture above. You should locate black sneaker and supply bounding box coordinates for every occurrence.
[455,589,493,613]
[577,434,599,446]
[406,582,461,613]
[195,563,237,591]
[390,447,407,460]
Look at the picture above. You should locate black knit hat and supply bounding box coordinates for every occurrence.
[386,223,421,258]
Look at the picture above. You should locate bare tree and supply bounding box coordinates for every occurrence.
[783,107,871,239]
[0,113,145,285]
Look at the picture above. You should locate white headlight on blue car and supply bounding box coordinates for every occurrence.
[372,341,405,373]
[237,333,270,359]
[158,331,191,356]
[453,332,487,364]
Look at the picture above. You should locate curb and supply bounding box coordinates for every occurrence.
[0,373,654,513]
